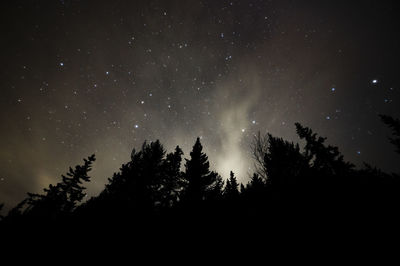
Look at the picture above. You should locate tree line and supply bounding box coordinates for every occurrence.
[1,115,399,232]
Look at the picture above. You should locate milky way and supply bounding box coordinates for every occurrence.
[1,0,399,208]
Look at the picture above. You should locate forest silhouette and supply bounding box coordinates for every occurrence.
[1,115,400,237]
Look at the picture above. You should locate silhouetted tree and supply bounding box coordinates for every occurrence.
[159,146,184,208]
[295,123,353,177]
[250,124,361,214]
[88,140,186,221]
[246,173,265,192]
[102,140,167,214]
[251,132,270,181]
[182,137,221,202]
[252,132,308,187]
[4,155,95,223]
[2,120,400,233]
[223,171,239,200]
[239,173,269,217]
[380,114,400,154]
[206,174,224,201]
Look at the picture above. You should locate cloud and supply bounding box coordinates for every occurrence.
[212,68,262,182]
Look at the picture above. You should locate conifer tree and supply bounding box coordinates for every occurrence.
[252,132,307,186]
[223,171,239,200]
[182,137,221,202]
[123,140,166,211]
[160,146,184,208]
[206,173,224,201]
[5,155,95,221]
[98,140,181,214]
[244,173,265,197]
[295,123,353,176]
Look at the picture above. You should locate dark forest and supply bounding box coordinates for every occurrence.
[1,1,400,252]
[1,114,399,241]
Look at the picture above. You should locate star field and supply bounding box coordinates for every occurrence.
[1,0,399,208]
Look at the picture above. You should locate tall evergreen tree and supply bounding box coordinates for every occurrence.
[243,173,266,199]
[5,154,95,222]
[252,132,307,187]
[295,123,353,176]
[160,146,184,208]
[223,171,239,200]
[206,174,224,201]
[93,140,183,216]
[248,173,265,190]
[108,140,166,212]
[182,137,221,202]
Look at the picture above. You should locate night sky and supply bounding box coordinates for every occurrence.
[1,0,399,208]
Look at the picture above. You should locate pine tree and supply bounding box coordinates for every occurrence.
[245,173,265,196]
[252,131,307,187]
[223,171,239,200]
[5,155,95,222]
[139,140,166,209]
[182,137,221,202]
[206,173,224,201]
[122,140,166,211]
[295,123,353,176]
[160,146,184,208]
[58,154,96,212]
[97,140,182,215]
